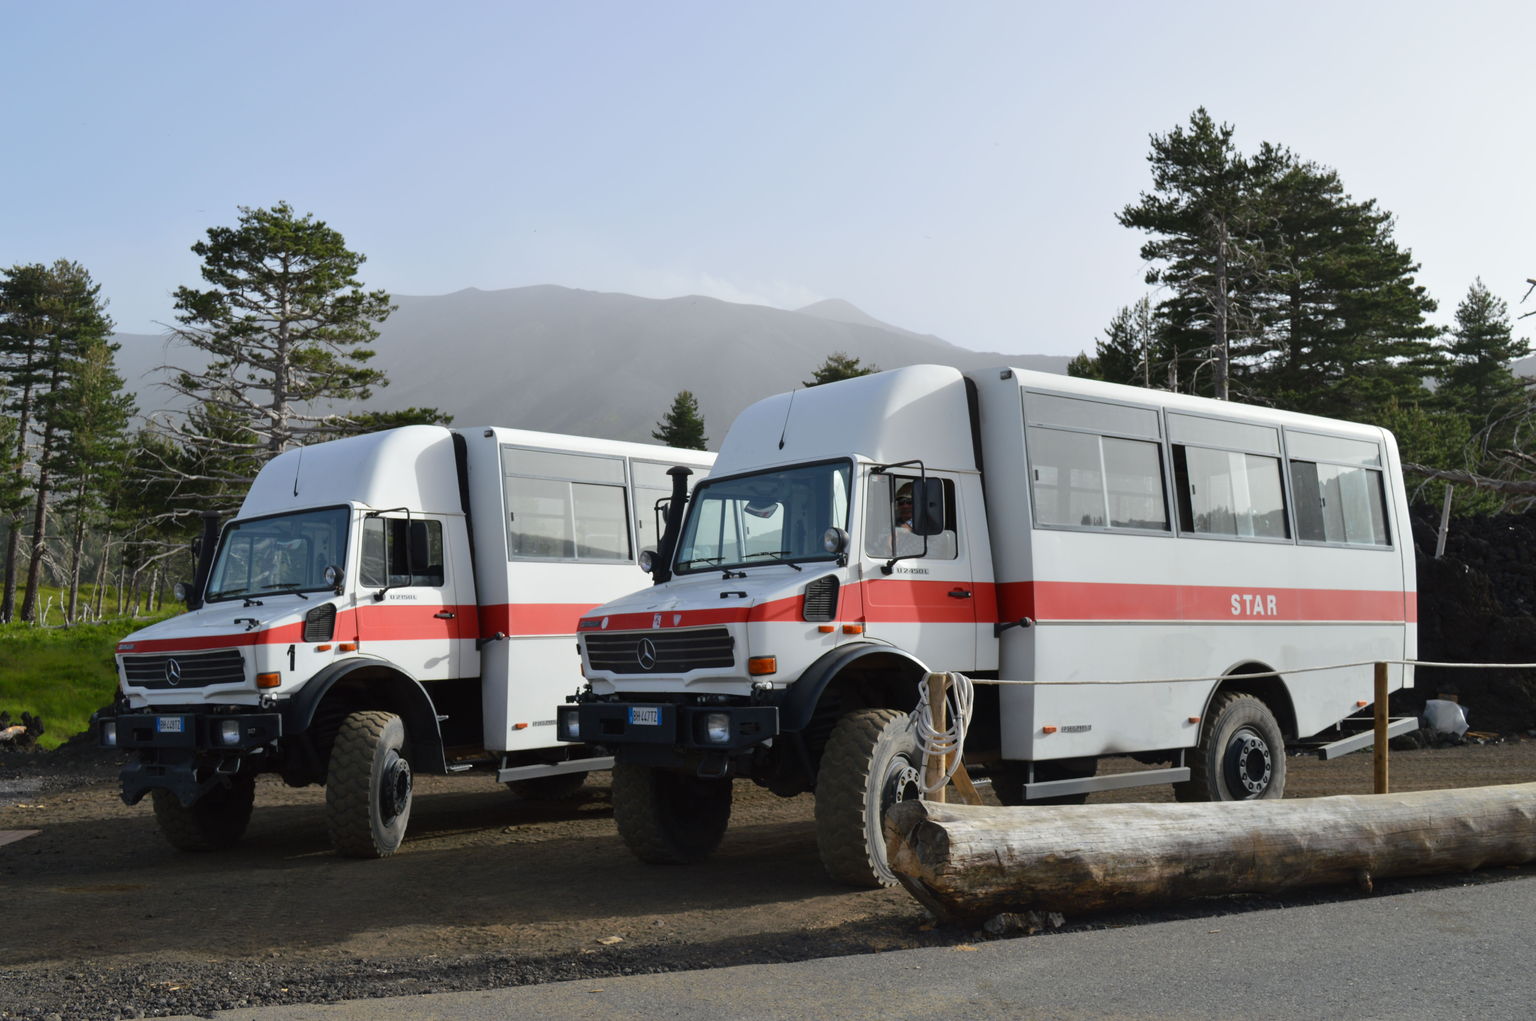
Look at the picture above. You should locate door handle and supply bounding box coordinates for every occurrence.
[434,611,457,620]
[948,588,972,599]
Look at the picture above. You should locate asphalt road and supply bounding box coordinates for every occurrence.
[172,868,1536,1021]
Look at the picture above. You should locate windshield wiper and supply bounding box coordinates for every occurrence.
[257,583,310,599]
[741,551,803,572]
[679,556,725,569]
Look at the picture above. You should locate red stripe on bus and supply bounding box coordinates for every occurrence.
[998,581,1415,623]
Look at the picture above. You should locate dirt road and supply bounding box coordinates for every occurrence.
[3,738,1534,1019]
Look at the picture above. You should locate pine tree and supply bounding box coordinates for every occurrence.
[804,352,879,387]
[652,390,708,450]
[53,335,135,621]
[1118,109,1282,400]
[0,261,117,621]
[166,202,400,471]
[1245,161,1439,418]
[1437,279,1528,422]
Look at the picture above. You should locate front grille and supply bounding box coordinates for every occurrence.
[122,649,246,689]
[585,627,735,674]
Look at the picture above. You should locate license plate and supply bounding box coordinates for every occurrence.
[156,716,185,734]
[629,707,661,727]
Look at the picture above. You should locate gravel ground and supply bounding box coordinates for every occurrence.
[2,735,1534,1020]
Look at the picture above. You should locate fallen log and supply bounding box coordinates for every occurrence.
[885,783,1536,926]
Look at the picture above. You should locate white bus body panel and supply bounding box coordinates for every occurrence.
[973,368,1416,761]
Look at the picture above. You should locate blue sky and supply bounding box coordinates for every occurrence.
[4,1,1533,356]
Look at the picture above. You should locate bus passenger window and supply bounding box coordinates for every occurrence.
[1173,447,1288,539]
[1291,461,1389,546]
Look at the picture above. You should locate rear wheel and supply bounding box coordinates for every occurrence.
[815,708,923,888]
[611,763,732,865]
[326,710,413,857]
[151,772,256,851]
[1175,692,1286,802]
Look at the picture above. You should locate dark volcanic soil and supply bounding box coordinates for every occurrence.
[3,736,1534,1020]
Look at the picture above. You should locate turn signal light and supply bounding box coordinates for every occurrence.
[315,644,332,652]
[339,642,358,652]
[842,624,864,635]
[256,672,282,689]
[817,625,835,633]
[748,656,778,676]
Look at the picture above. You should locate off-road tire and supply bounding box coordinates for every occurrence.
[326,710,412,858]
[990,757,1096,806]
[151,772,256,851]
[506,772,588,801]
[814,708,924,888]
[611,763,732,865]
[1175,692,1287,802]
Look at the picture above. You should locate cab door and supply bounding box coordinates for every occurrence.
[858,472,980,671]
[356,514,463,680]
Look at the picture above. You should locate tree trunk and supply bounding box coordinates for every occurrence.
[1,518,19,622]
[885,784,1536,925]
[66,507,85,624]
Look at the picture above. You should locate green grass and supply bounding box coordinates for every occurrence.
[0,613,177,750]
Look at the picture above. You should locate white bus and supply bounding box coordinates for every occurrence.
[561,365,1416,886]
[98,425,713,857]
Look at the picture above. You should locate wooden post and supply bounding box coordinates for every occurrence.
[1434,484,1453,559]
[1374,661,1390,795]
[924,673,948,804]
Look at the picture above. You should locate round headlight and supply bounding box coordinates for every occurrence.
[822,527,849,554]
[173,581,189,602]
[638,549,656,574]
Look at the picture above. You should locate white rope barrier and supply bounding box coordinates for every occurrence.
[954,658,1536,689]
[913,671,974,793]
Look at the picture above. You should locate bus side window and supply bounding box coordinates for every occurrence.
[863,475,958,559]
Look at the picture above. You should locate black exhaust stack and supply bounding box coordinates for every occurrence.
[652,466,694,585]
[186,511,222,610]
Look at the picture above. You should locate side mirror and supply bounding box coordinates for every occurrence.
[908,478,945,536]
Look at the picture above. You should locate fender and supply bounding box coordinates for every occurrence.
[281,655,448,773]
[777,641,929,733]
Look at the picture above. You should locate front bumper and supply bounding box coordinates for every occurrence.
[97,707,283,806]
[559,702,779,758]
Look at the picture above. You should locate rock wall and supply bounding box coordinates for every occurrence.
[1410,506,1536,732]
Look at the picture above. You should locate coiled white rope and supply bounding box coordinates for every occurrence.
[913,671,974,793]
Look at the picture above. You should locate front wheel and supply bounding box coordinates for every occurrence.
[611,763,732,865]
[326,710,413,857]
[151,772,256,851]
[1175,692,1287,802]
[814,708,924,888]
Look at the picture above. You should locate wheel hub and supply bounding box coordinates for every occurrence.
[1224,728,1272,797]
[882,757,920,815]
[380,753,412,821]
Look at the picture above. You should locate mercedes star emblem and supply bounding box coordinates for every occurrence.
[164,658,183,686]
[637,638,657,671]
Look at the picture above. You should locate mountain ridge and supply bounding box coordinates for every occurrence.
[111,285,1070,447]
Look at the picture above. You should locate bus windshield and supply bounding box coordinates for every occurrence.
[674,461,850,573]
[205,507,351,602]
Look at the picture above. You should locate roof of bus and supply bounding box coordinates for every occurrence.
[239,426,462,518]
[994,367,1392,441]
[713,364,979,476]
[238,426,718,520]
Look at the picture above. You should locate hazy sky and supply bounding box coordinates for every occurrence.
[4,1,1532,357]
